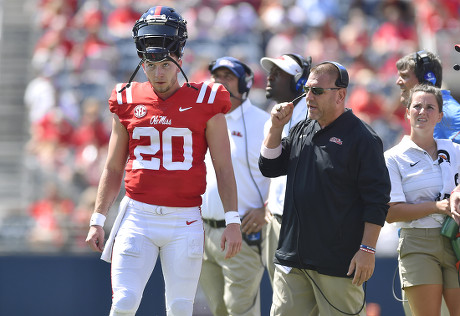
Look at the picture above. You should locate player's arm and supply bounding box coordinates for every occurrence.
[86,114,129,252]
[206,113,242,259]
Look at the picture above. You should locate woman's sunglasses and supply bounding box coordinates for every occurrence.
[303,86,341,95]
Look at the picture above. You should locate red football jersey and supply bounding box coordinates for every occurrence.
[109,81,231,207]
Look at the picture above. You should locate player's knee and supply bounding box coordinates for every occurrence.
[167,298,193,316]
[111,290,141,315]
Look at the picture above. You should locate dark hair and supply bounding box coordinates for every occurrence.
[396,51,442,88]
[407,84,443,112]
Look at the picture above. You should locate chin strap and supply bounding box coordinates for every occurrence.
[118,56,198,93]
[118,59,144,93]
[166,55,198,91]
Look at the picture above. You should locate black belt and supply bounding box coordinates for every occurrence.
[274,214,282,223]
[203,218,226,228]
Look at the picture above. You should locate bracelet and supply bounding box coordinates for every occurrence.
[359,244,376,254]
[224,211,241,226]
[90,213,106,227]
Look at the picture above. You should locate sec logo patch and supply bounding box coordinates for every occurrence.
[134,105,147,118]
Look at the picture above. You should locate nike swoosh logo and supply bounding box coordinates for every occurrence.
[179,107,192,112]
[186,220,198,225]
[410,161,420,167]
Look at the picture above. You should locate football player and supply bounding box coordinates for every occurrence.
[85,6,242,316]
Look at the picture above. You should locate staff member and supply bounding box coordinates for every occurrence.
[385,84,460,316]
[259,61,390,316]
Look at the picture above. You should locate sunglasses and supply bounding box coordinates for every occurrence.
[303,86,341,95]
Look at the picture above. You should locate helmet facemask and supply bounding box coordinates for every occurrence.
[119,6,195,93]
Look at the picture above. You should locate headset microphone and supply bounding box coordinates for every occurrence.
[291,92,306,104]
[228,90,244,102]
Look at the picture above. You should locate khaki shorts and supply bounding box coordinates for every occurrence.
[398,228,460,289]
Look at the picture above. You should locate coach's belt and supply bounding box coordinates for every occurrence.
[203,218,226,228]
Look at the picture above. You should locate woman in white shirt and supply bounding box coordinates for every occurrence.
[385,84,460,316]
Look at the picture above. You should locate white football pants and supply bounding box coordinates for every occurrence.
[109,198,204,316]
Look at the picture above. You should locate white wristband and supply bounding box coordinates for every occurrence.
[90,213,106,227]
[224,211,241,226]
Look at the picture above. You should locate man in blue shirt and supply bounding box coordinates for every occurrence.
[396,50,460,143]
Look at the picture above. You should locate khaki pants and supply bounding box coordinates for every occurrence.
[271,267,366,316]
[263,215,281,285]
[199,223,264,316]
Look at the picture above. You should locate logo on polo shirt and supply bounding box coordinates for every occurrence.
[438,150,450,164]
[329,137,342,145]
[410,161,420,167]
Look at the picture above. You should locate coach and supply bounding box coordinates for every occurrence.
[259,61,391,316]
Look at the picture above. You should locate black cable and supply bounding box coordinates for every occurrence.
[241,103,265,260]
[302,269,367,315]
[241,104,264,205]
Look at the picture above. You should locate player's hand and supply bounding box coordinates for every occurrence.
[271,102,294,128]
[347,250,375,286]
[221,223,242,259]
[86,225,105,253]
[241,206,270,234]
[450,190,460,225]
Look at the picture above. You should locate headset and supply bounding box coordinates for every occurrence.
[285,54,312,93]
[413,50,437,86]
[208,59,254,99]
[317,61,349,88]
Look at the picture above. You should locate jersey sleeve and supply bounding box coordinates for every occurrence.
[108,83,133,116]
[108,86,119,115]
[213,83,232,114]
[193,82,231,116]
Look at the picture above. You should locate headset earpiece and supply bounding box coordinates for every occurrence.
[239,63,254,97]
[414,50,437,86]
[209,58,254,98]
[286,54,312,93]
[318,61,349,88]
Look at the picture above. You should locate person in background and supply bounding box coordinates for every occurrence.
[384,84,460,316]
[259,62,390,316]
[396,50,460,143]
[85,6,241,316]
[259,53,311,284]
[199,56,270,316]
[395,50,457,316]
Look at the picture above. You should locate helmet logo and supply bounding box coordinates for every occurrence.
[145,14,167,23]
[134,105,147,118]
[218,59,235,68]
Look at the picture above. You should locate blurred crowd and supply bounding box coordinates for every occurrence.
[9,0,459,253]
